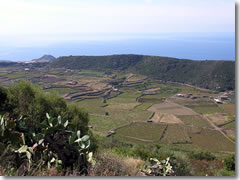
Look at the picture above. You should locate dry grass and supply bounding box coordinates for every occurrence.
[219,104,235,116]
[224,130,235,139]
[39,168,64,176]
[88,151,145,176]
[123,157,144,176]
[0,167,5,176]
[151,112,183,124]
[206,113,229,125]
[148,101,197,116]
[88,151,129,176]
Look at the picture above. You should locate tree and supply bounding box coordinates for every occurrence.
[3,80,89,135]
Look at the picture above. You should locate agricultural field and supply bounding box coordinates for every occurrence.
[206,113,230,126]
[186,127,235,152]
[148,101,197,116]
[185,104,223,114]
[178,115,212,128]
[115,122,167,141]
[161,124,191,144]
[219,104,235,116]
[114,122,167,144]
[0,66,235,154]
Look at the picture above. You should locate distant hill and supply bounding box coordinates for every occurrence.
[0,61,17,67]
[32,55,56,63]
[50,55,235,91]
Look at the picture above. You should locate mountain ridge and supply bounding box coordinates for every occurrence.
[50,54,235,91]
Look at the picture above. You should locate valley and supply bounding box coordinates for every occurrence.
[0,64,235,153]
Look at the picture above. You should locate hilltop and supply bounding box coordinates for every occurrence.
[32,54,56,63]
[50,54,235,91]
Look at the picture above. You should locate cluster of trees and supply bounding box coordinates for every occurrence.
[50,55,235,91]
[0,80,98,175]
[0,80,89,135]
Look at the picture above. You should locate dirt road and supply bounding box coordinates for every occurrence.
[201,114,235,144]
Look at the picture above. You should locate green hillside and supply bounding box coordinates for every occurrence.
[50,55,235,91]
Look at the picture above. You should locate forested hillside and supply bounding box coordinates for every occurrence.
[50,55,235,91]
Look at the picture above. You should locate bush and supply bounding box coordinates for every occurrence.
[224,153,235,171]
[0,113,92,176]
[0,81,95,175]
[1,80,89,135]
[141,157,175,176]
[215,169,235,176]
[171,153,192,176]
[188,149,216,161]
[0,86,9,112]
[64,103,89,135]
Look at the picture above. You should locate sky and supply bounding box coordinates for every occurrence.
[0,0,235,60]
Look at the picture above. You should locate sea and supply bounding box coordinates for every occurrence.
[0,32,235,61]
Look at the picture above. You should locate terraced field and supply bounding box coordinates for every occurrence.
[114,122,167,143]
[178,115,212,128]
[185,104,223,114]
[161,124,191,144]
[151,112,183,124]
[0,67,235,153]
[206,113,230,126]
[148,101,197,115]
[186,127,235,152]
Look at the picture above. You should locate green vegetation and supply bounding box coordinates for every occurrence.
[115,122,167,142]
[45,87,76,95]
[141,157,175,176]
[222,121,235,129]
[0,81,88,135]
[178,115,211,127]
[219,104,235,116]
[89,115,114,133]
[161,124,191,144]
[186,127,235,152]
[224,153,235,171]
[185,104,222,114]
[95,137,232,176]
[188,149,216,161]
[0,113,92,176]
[0,81,98,176]
[51,55,235,91]
[0,62,235,176]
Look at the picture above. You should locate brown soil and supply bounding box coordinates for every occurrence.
[151,112,183,124]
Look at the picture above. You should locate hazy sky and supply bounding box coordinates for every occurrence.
[0,0,234,36]
[0,0,235,60]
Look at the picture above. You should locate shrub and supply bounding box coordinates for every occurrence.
[215,169,235,176]
[224,153,235,171]
[1,80,89,136]
[0,113,92,176]
[188,149,216,161]
[141,157,175,176]
[0,86,9,112]
[64,103,89,135]
[171,153,192,176]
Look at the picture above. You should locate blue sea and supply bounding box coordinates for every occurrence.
[0,32,235,61]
